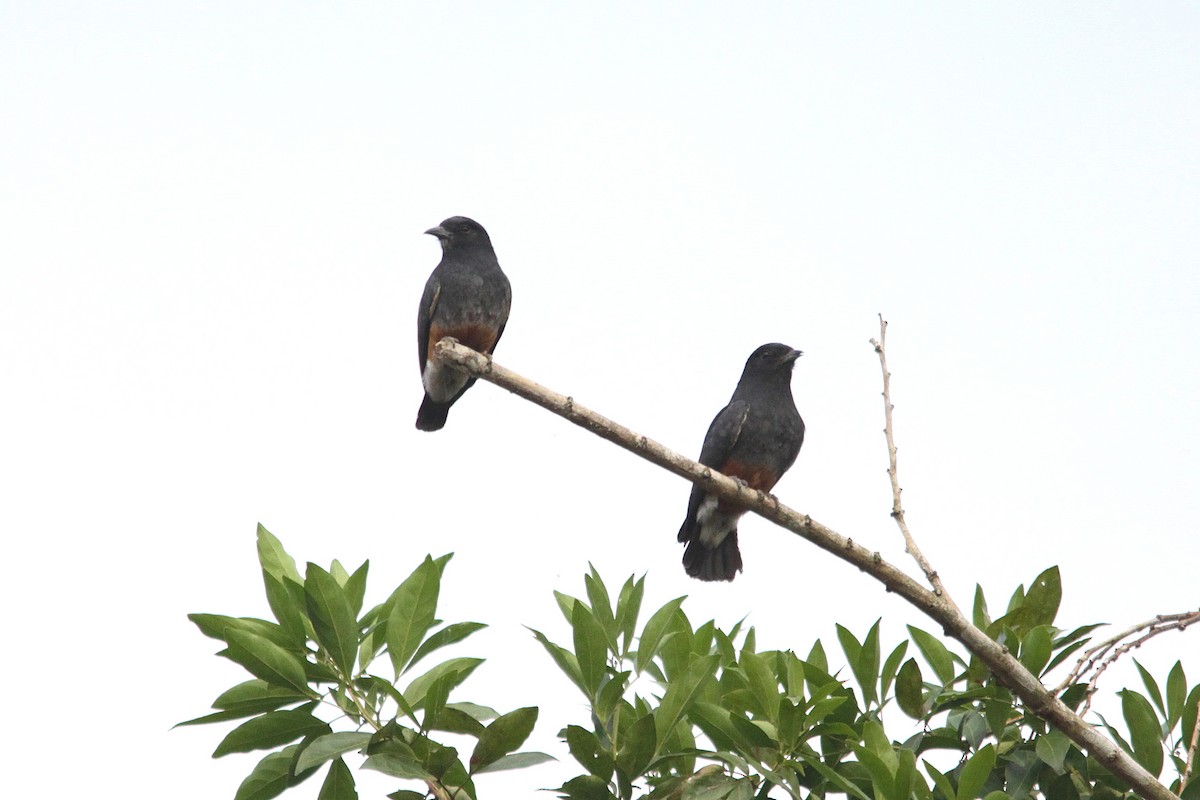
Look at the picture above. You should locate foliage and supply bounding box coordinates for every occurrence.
[179,525,550,800]
[184,532,1198,800]
[538,564,1199,800]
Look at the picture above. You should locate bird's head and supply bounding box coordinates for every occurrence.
[425,216,491,251]
[744,343,803,375]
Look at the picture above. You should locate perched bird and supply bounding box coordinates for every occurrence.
[678,343,805,581]
[415,216,512,431]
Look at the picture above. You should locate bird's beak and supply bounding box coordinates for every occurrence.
[424,226,450,240]
[787,349,803,362]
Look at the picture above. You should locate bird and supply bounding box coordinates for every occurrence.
[677,343,805,581]
[415,216,512,431]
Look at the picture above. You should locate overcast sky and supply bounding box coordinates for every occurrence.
[2,3,1198,798]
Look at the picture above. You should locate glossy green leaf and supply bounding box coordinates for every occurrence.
[257,524,303,583]
[584,565,618,652]
[559,774,617,800]
[1166,661,1186,728]
[305,563,359,676]
[235,744,303,800]
[1120,689,1164,777]
[572,599,608,698]
[530,627,586,695]
[1034,728,1070,773]
[594,671,630,724]
[1184,685,1200,754]
[1134,659,1166,717]
[362,753,432,781]
[655,654,719,750]
[473,751,555,774]
[224,629,313,695]
[614,574,645,653]
[1018,625,1053,676]
[403,657,482,710]
[634,596,686,674]
[881,640,909,701]
[470,706,538,772]
[1008,567,1061,632]
[896,658,925,719]
[856,619,882,707]
[907,625,956,685]
[924,762,956,800]
[972,585,991,630]
[263,571,309,638]
[213,708,329,757]
[807,639,828,673]
[740,648,780,724]
[297,732,374,772]
[386,556,441,676]
[565,725,613,781]
[344,560,369,618]
[189,614,300,650]
[956,743,995,800]
[394,622,482,678]
[317,757,357,800]
[618,712,657,777]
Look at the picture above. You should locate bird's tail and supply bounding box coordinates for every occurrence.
[415,394,451,431]
[681,531,742,582]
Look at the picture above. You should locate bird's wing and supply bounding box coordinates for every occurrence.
[698,399,750,469]
[417,279,441,371]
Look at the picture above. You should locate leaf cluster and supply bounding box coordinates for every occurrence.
[180,525,550,800]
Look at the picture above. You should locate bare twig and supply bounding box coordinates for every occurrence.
[870,315,957,611]
[1053,610,1200,713]
[434,337,1179,800]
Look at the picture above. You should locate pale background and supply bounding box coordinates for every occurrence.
[2,2,1197,797]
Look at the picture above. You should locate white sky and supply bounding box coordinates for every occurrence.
[2,3,1198,798]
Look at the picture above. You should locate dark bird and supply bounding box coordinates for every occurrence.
[415,216,512,431]
[678,343,805,581]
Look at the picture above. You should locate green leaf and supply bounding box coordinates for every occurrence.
[296,732,374,772]
[1002,567,1061,633]
[318,758,357,800]
[572,598,608,698]
[896,658,925,719]
[924,762,956,800]
[1166,661,1187,729]
[740,648,781,724]
[881,640,909,701]
[1134,659,1166,717]
[362,753,432,781]
[655,654,719,752]
[857,619,882,707]
[306,563,360,676]
[617,712,656,777]
[235,744,303,800]
[407,622,487,673]
[566,725,613,781]
[470,707,538,772]
[634,596,686,674]
[344,561,369,618]
[956,743,995,800]
[262,571,309,639]
[224,629,313,695]
[214,708,329,757]
[472,751,555,774]
[972,585,991,630]
[189,614,301,650]
[386,556,442,676]
[614,574,645,654]
[1018,625,1053,676]
[559,774,618,800]
[807,639,828,674]
[908,625,957,685]
[584,565,619,653]
[529,627,586,695]
[257,524,303,583]
[1034,728,1070,773]
[403,657,483,710]
[1120,689,1164,777]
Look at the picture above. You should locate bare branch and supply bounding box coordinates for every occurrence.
[1052,610,1200,713]
[433,337,1179,800]
[869,314,957,611]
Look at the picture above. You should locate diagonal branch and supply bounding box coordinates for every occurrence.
[870,314,957,611]
[433,337,1178,800]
